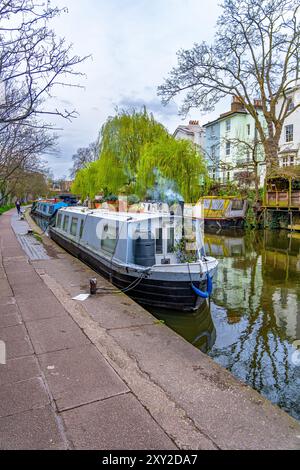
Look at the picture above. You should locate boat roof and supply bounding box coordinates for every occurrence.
[58,206,176,223]
[198,196,246,201]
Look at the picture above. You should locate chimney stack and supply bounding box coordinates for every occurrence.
[231,96,245,112]
[254,99,263,108]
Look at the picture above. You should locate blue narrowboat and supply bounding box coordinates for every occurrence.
[31,199,69,220]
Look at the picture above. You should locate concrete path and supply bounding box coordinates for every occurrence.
[0,209,300,450]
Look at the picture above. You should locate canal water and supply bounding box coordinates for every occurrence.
[151,229,300,422]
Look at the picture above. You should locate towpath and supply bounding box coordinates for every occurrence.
[0,209,300,450]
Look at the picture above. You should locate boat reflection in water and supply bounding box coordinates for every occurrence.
[205,230,300,421]
[148,300,216,353]
[31,214,51,233]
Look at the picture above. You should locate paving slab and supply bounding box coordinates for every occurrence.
[0,269,6,279]
[7,271,42,286]
[0,377,49,417]
[17,295,68,322]
[1,247,25,258]
[38,345,129,411]
[0,297,16,308]
[62,393,177,450]
[0,405,67,450]
[0,356,40,385]
[26,315,89,354]
[80,294,158,329]
[0,324,33,359]
[3,258,33,274]
[12,281,49,298]
[0,279,13,297]
[0,301,19,316]
[109,323,300,450]
[0,311,22,328]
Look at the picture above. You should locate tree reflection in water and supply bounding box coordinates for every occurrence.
[206,230,300,420]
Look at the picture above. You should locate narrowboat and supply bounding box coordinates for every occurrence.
[31,199,69,220]
[31,195,78,220]
[198,196,248,230]
[49,206,218,311]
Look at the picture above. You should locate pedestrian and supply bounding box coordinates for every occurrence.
[15,199,21,216]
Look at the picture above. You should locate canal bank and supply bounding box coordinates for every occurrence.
[0,209,300,449]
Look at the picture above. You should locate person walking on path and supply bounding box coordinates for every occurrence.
[15,199,21,216]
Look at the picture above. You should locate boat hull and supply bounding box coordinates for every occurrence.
[49,228,209,312]
[204,217,245,230]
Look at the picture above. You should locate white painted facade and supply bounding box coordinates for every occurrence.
[277,85,300,167]
[173,121,205,150]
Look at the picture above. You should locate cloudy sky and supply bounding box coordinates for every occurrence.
[47,0,225,178]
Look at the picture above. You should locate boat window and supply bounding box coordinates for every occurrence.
[231,199,244,210]
[70,217,78,236]
[203,199,211,209]
[167,227,175,253]
[49,205,54,215]
[155,228,163,254]
[211,199,224,210]
[79,219,84,238]
[63,215,70,232]
[101,223,118,255]
[56,213,62,228]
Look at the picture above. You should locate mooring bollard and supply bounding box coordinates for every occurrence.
[90,278,97,295]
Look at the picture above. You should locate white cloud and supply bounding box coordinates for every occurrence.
[46,0,222,177]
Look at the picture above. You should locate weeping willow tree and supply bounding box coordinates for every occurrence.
[72,108,208,201]
[136,136,208,202]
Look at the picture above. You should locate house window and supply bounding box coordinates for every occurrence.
[246,150,250,162]
[227,171,230,181]
[211,126,215,137]
[212,170,216,180]
[282,154,295,167]
[62,215,69,232]
[70,217,78,236]
[226,120,231,132]
[285,124,293,142]
[287,100,294,112]
[247,124,251,136]
[226,142,231,156]
[211,145,216,159]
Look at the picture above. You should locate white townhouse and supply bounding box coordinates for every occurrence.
[173,120,205,151]
[277,85,300,168]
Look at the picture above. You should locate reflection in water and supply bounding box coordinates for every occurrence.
[151,230,300,421]
[205,230,300,421]
[149,301,216,353]
[31,214,51,233]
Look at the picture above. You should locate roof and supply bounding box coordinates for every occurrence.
[58,206,175,223]
[203,111,247,128]
[198,196,246,201]
[267,165,300,180]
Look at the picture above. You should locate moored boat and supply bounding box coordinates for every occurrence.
[198,196,248,230]
[49,206,218,311]
[31,194,78,220]
[31,199,68,219]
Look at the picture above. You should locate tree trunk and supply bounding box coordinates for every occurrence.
[263,137,280,170]
[254,162,259,201]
